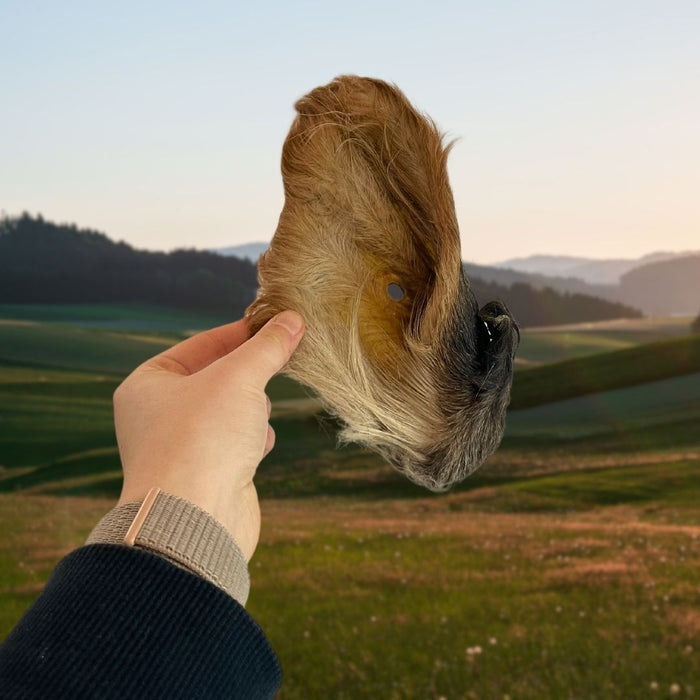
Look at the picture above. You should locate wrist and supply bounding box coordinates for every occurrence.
[86,488,251,606]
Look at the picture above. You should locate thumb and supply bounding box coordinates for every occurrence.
[225,310,305,388]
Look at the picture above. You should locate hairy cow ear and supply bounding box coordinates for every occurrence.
[246,75,517,490]
[247,75,463,375]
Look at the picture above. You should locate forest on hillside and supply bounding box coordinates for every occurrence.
[0,214,257,312]
[471,277,641,327]
[1,213,642,326]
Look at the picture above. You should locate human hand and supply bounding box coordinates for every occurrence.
[113,310,305,561]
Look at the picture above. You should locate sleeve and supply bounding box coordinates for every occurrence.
[0,544,282,699]
[85,490,251,606]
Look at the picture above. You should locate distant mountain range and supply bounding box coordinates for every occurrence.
[492,252,699,285]
[210,242,269,262]
[465,254,700,317]
[213,243,700,317]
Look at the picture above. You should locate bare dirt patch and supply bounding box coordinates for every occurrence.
[262,498,697,540]
[524,317,692,334]
[481,449,700,479]
[546,561,644,585]
[666,606,700,636]
[4,582,45,595]
[0,319,40,326]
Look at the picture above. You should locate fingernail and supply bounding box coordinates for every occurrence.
[273,310,304,335]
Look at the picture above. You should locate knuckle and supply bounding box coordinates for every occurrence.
[256,329,289,369]
[265,326,290,355]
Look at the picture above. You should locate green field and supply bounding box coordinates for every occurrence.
[516,317,693,365]
[510,335,700,409]
[0,302,236,330]
[1,309,699,698]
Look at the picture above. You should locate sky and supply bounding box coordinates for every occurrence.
[1,1,699,265]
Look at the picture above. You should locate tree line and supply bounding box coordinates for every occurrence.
[1,213,642,326]
[470,277,642,327]
[0,213,257,313]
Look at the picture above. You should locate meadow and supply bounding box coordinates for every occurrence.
[0,305,698,698]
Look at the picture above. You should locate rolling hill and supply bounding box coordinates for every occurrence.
[509,334,700,409]
[1,319,697,494]
[615,255,700,316]
[209,241,269,261]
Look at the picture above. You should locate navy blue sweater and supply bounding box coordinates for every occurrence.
[0,544,282,699]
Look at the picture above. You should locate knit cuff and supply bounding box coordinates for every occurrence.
[86,491,250,606]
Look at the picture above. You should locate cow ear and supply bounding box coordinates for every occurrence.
[247,75,463,376]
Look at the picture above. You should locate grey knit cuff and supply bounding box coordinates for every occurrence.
[86,491,250,606]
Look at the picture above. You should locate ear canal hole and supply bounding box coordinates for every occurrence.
[387,282,405,301]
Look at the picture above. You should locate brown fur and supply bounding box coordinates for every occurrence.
[245,75,518,491]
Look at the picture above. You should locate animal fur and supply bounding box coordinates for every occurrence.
[245,75,519,491]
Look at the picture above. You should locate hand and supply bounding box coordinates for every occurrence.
[113,310,305,561]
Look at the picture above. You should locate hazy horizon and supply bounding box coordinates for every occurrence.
[2,1,698,265]
[203,239,698,265]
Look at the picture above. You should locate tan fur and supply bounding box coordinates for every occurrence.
[245,75,517,490]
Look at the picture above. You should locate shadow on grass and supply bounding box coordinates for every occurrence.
[502,415,700,454]
[0,382,120,400]
[0,449,122,493]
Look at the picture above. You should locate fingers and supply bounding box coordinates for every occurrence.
[141,318,252,376]
[222,311,305,389]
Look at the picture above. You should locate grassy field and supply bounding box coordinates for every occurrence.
[0,302,236,330]
[2,492,697,699]
[517,317,694,365]
[1,308,699,698]
[510,335,700,409]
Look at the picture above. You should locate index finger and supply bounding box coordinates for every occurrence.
[142,317,252,376]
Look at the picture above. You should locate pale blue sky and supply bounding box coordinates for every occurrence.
[1,1,698,263]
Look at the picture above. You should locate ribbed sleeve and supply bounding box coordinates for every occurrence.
[0,544,281,699]
[86,492,251,605]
